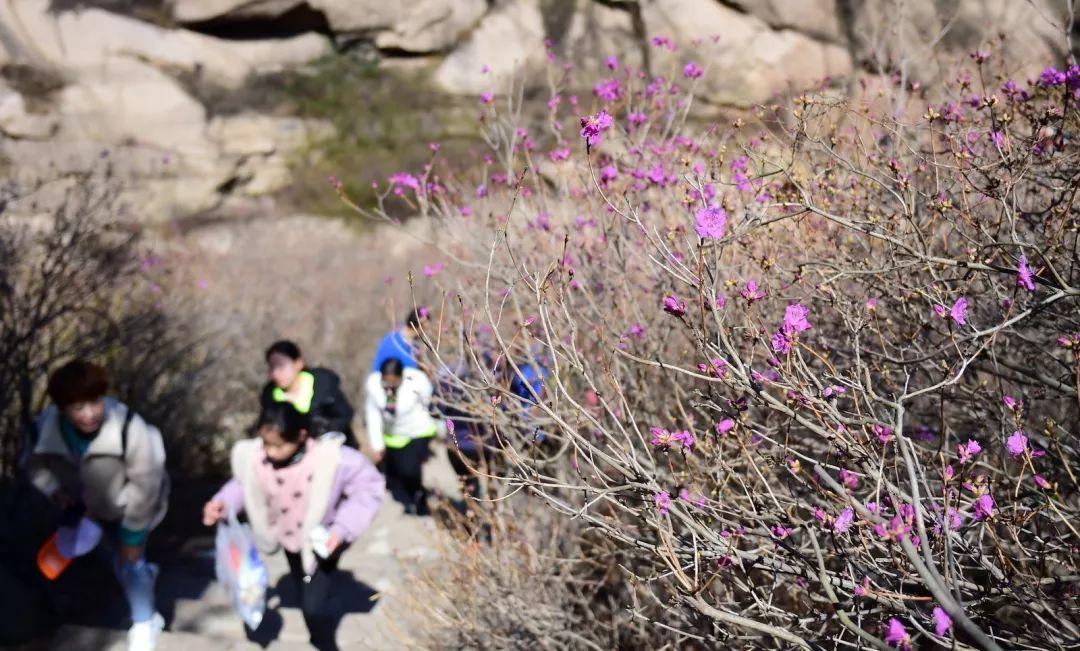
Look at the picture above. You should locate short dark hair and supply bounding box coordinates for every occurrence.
[254,401,310,443]
[265,340,302,362]
[405,308,426,330]
[47,360,109,408]
[379,357,405,378]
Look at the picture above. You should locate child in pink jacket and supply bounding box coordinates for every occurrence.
[203,402,383,649]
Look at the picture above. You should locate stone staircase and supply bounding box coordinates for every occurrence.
[41,443,462,650]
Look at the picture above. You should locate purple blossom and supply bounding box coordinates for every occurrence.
[932,606,952,637]
[771,332,791,354]
[671,429,695,451]
[683,62,704,79]
[423,263,444,277]
[579,110,614,147]
[782,303,811,334]
[839,468,858,489]
[663,295,686,317]
[654,491,671,515]
[740,280,765,303]
[716,419,735,435]
[694,206,727,239]
[1040,66,1067,86]
[1017,254,1036,291]
[834,508,854,534]
[1006,430,1029,457]
[388,172,420,190]
[593,78,621,102]
[958,439,981,464]
[950,296,968,325]
[605,55,618,70]
[973,493,995,520]
[479,91,493,104]
[885,618,911,650]
[599,164,618,183]
[1034,475,1051,489]
[771,525,792,540]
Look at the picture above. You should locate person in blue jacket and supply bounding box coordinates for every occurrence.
[371,309,427,372]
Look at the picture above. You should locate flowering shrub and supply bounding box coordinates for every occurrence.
[362,46,1080,649]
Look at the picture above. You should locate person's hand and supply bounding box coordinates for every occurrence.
[368,449,384,465]
[118,544,143,564]
[202,499,225,527]
[327,532,342,555]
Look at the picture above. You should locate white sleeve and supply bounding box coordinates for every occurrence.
[364,376,385,453]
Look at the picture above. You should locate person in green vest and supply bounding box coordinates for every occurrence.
[259,341,357,448]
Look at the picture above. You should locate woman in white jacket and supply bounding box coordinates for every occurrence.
[365,357,438,515]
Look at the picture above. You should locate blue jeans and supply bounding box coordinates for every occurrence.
[113,555,158,624]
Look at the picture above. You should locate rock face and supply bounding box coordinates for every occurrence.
[0,0,1073,219]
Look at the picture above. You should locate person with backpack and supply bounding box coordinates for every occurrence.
[260,340,357,447]
[370,308,427,372]
[202,402,383,650]
[364,358,438,515]
[23,360,169,651]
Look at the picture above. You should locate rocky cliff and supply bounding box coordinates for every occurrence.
[0,0,1073,219]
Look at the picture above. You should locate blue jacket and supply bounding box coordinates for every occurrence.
[371,330,419,372]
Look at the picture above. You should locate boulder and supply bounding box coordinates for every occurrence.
[374,0,487,54]
[171,0,302,24]
[850,0,1067,82]
[0,86,58,140]
[561,0,645,75]
[434,0,546,95]
[724,0,843,43]
[642,0,852,107]
[0,2,330,89]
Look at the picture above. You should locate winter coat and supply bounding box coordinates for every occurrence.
[260,367,356,440]
[364,367,438,453]
[212,433,384,575]
[25,398,169,534]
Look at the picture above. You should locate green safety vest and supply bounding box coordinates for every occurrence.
[271,371,315,413]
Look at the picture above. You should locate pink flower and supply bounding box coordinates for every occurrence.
[839,469,858,489]
[771,525,792,539]
[1017,254,1036,291]
[445,419,455,436]
[740,280,765,303]
[932,606,952,637]
[605,55,618,70]
[694,206,727,239]
[480,91,493,104]
[1040,66,1067,86]
[580,110,614,147]
[943,465,955,482]
[1006,430,1029,457]
[834,508,854,533]
[599,165,618,184]
[654,491,671,514]
[683,62,704,79]
[548,147,571,163]
[957,439,981,464]
[874,515,910,542]
[782,303,811,334]
[1034,475,1051,489]
[627,111,647,127]
[593,78,621,102]
[1002,395,1022,412]
[663,295,686,317]
[716,419,735,435]
[872,424,894,443]
[973,493,995,520]
[950,296,968,325]
[885,618,911,650]
[671,430,695,450]
[651,427,676,448]
[771,332,791,354]
[388,172,420,190]
[423,263,444,278]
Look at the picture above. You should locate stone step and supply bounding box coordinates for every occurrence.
[49,625,312,651]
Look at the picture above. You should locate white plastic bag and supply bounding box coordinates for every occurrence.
[214,508,268,630]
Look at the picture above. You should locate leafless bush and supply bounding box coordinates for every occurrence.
[365,46,1080,649]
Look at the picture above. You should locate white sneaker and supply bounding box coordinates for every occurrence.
[128,612,164,651]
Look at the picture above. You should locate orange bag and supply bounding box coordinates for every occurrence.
[36,532,72,580]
